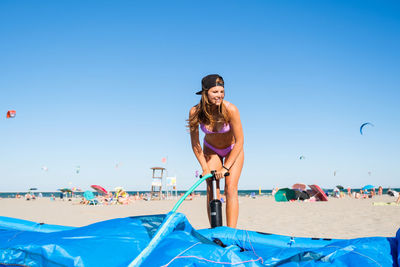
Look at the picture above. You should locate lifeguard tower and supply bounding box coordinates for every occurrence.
[165,176,177,199]
[150,167,165,200]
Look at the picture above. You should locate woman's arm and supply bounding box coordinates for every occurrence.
[222,103,244,170]
[189,107,211,176]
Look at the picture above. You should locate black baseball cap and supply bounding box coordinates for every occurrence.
[195,74,224,95]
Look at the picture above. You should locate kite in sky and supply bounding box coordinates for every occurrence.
[6,110,16,118]
[360,122,374,135]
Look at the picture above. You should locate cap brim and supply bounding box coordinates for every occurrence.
[195,90,202,95]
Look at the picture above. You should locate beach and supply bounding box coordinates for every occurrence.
[1,195,399,239]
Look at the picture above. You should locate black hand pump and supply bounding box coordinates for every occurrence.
[209,170,229,228]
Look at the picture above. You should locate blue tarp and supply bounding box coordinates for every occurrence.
[0,213,398,266]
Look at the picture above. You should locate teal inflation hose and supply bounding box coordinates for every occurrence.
[171,173,212,212]
[129,173,213,266]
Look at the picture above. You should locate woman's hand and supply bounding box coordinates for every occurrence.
[215,167,229,180]
[201,168,211,177]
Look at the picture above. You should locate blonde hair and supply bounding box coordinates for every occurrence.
[188,87,229,132]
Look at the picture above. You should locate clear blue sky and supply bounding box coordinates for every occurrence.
[1,0,399,192]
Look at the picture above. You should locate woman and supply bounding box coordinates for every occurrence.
[188,74,244,228]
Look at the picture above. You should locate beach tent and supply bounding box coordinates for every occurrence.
[274,188,296,202]
[0,213,399,266]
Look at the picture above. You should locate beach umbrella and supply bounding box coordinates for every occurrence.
[362,185,374,190]
[91,185,108,195]
[336,185,344,190]
[292,183,306,191]
[58,188,72,193]
[308,184,329,201]
[274,188,296,202]
[293,190,310,200]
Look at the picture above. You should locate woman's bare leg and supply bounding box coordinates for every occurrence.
[204,147,223,225]
[224,149,244,228]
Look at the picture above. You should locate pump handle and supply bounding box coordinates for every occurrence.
[199,170,230,179]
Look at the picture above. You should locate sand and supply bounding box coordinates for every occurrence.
[1,195,399,239]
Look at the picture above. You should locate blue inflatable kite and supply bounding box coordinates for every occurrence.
[0,212,399,266]
[1,173,399,266]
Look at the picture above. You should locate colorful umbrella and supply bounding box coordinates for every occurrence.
[362,185,374,190]
[91,185,108,195]
[292,183,306,191]
[308,184,329,201]
[58,188,72,193]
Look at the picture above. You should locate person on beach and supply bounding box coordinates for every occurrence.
[378,186,383,196]
[188,74,244,228]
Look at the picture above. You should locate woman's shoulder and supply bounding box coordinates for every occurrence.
[189,104,199,115]
[223,101,239,114]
